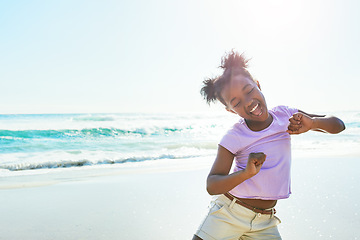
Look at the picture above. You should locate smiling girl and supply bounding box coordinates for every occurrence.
[192,50,345,240]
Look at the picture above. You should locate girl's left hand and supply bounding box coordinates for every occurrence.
[286,112,314,135]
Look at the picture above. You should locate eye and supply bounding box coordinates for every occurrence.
[247,87,254,94]
[234,101,241,108]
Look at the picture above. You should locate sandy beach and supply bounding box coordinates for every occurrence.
[0,157,212,240]
[0,153,359,240]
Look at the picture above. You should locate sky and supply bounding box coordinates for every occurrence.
[0,0,359,114]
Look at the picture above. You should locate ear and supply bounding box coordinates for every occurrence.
[226,107,237,114]
[255,80,261,90]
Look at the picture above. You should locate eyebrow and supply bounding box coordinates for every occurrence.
[229,84,252,105]
[242,84,252,91]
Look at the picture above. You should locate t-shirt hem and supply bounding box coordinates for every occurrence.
[228,192,291,200]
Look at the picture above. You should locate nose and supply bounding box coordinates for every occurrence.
[245,98,254,110]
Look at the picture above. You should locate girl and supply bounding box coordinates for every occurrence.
[192,50,345,240]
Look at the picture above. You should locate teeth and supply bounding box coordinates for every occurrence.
[250,103,259,113]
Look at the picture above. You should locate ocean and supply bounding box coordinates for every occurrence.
[0,110,359,176]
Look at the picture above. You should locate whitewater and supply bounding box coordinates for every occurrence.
[0,110,358,174]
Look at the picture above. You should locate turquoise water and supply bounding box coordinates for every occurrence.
[0,111,358,174]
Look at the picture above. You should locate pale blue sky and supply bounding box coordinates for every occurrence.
[1,0,359,114]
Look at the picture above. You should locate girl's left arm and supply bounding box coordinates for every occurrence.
[287,110,346,135]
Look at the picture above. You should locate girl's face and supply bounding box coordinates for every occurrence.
[221,74,270,124]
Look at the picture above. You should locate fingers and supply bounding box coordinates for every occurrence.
[289,113,302,125]
[248,152,266,165]
[288,113,303,134]
[287,123,301,133]
[246,152,266,177]
[288,113,303,127]
[286,129,300,135]
[292,113,303,121]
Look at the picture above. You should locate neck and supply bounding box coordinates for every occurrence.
[245,113,273,131]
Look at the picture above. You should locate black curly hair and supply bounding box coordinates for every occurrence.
[200,50,256,106]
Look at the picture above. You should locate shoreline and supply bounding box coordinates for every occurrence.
[0,156,213,190]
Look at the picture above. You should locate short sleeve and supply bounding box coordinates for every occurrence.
[287,106,298,116]
[219,128,240,155]
[278,105,298,118]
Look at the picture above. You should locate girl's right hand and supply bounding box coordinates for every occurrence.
[244,152,266,178]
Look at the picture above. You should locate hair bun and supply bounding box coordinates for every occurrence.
[220,49,249,70]
[200,49,254,106]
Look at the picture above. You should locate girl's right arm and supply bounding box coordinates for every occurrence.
[206,145,266,195]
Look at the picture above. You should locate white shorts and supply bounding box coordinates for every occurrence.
[195,195,282,240]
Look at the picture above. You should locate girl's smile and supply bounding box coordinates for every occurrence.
[249,103,262,116]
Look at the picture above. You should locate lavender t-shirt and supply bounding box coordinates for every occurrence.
[219,105,298,200]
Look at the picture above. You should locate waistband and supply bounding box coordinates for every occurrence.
[224,193,276,215]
